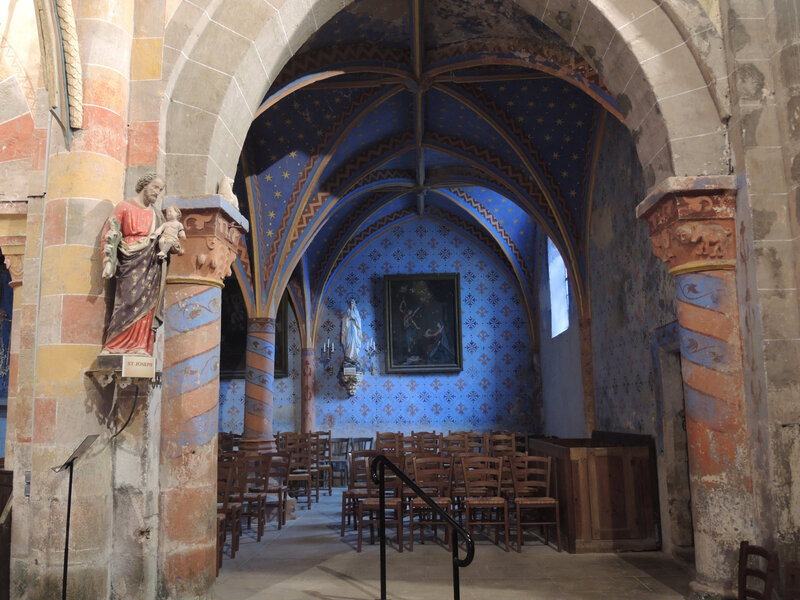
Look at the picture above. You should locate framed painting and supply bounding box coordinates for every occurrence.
[384,273,462,374]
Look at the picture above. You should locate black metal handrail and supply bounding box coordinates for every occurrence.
[370,453,475,600]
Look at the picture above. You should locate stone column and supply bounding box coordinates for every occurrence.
[638,176,754,598]
[301,348,316,432]
[1,243,24,464]
[243,317,276,443]
[158,197,245,598]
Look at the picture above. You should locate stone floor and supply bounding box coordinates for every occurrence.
[214,489,694,600]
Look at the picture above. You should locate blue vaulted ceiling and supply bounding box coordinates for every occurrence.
[234,0,621,326]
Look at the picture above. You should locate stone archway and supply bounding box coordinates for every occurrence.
[160,0,729,200]
[157,1,736,596]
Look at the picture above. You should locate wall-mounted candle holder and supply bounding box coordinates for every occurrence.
[364,337,377,375]
[320,337,334,375]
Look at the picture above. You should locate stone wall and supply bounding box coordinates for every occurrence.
[536,236,586,438]
[588,117,676,436]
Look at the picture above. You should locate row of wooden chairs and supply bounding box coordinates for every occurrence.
[374,430,528,457]
[216,451,289,575]
[341,450,560,553]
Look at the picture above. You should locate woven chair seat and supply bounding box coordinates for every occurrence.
[515,496,557,507]
[465,496,505,505]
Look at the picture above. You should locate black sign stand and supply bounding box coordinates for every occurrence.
[51,435,98,600]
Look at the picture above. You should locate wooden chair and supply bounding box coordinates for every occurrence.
[786,561,800,600]
[350,436,373,451]
[461,455,509,551]
[448,453,469,525]
[413,431,442,454]
[340,449,379,536]
[218,431,235,453]
[216,459,242,558]
[356,455,404,552]
[487,433,515,456]
[509,455,561,552]
[216,513,226,575]
[313,430,334,496]
[494,450,526,499]
[265,453,288,529]
[465,432,488,454]
[375,431,402,454]
[737,541,778,600]
[330,437,350,487]
[230,452,269,542]
[408,455,452,550]
[442,432,467,457]
[286,434,317,508]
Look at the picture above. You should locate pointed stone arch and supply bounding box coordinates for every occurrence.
[161,0,727,199]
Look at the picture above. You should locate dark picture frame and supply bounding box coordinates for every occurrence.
[220,280,289,379]
[384,273,462,374]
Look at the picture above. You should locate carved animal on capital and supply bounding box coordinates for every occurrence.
[674,222,732,258]
[218,176,241,212]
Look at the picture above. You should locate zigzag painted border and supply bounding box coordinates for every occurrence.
[448,188,533,287]
[266,89,377,279]
[424,131,558,226]
[324,132,415,193]
[327,207,417,277]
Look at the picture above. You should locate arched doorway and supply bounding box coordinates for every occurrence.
[160,1,742,597]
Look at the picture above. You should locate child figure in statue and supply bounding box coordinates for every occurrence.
[154,205,186,260]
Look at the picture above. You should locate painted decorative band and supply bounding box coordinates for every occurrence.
[163,346,221,396]
[248,317,275,334]
[246,335,275,358]
[678,325,730,370]
[164,287,222,337]
[245,395,273,418]
[675,272,728,313]
[166,276,225,288]
[669,260,735,276]
[245,365,274,389]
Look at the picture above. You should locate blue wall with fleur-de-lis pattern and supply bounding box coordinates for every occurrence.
[221,216,538,437]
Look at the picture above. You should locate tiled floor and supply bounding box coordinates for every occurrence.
[214,490,694,600]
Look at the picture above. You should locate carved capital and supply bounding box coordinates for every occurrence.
[0,237,26,288]
[248,317,275,334]
[637,178,737,275]
[165,208,245,288]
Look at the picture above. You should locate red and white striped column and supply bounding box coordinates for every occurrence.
[639,177,754,597]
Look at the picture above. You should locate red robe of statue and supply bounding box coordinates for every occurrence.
[101,200,166,355]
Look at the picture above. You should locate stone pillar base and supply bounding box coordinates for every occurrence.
[688,579,735,600]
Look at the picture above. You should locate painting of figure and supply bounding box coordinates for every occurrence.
[385,273,462,373]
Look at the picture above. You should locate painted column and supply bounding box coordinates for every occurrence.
[301,348,316,432]
[159,197,245,598]
[638,176,754,598]
[243,317,275,443]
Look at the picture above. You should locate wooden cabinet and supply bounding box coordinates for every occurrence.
[528,432,661,553]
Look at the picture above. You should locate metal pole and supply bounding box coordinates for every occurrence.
[452,532,461,600]
[62,460,74,600]
[379,460,386,600]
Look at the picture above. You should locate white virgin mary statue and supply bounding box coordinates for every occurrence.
[341,298,362,365]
